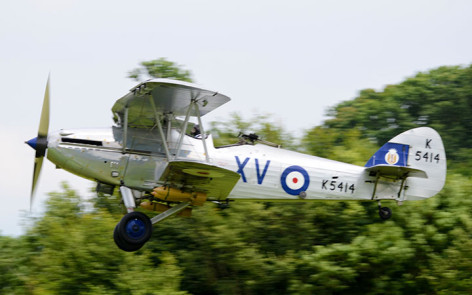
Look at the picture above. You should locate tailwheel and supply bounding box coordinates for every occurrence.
[114,211,152,252]
[378,206,392,220]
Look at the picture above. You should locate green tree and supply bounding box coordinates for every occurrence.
[128,58,193,82]
[0,236,29,294]
[318,65,472,163]
[23,183,187,295]
[302,127,378,165]
[209,112,296,149]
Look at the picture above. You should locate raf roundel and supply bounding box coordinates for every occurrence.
[280,165,310,196]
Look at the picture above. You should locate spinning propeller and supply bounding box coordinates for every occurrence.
[26,76,50,209]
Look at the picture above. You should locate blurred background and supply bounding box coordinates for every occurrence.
[1,0,472,294]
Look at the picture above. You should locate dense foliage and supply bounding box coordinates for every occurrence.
[4,64,472,294]
[128,58,194,83]
[305,65,472,172]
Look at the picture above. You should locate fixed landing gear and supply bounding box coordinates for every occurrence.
[113,211,152,252]
[114,186,194,252]
[377,201,392,220]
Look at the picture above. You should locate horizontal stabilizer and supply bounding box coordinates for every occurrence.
[365,165,427,179]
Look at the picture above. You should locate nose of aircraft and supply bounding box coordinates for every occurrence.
[26,136,48,157]
[26,137,38,150]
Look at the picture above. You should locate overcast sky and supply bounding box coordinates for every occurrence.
[1,0,471,236]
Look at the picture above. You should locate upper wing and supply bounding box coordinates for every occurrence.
[112,79,230,128]
[159,160,240,200]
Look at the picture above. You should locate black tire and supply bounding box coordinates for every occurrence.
[379,207,392,220]
[113,222,144,252]
[117,211,153,245]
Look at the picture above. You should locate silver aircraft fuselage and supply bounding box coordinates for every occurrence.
[47,127,384,203]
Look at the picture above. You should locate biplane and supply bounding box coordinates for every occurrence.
[27,77,446,251]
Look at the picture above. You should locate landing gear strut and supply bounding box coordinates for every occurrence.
[378,201,392,220]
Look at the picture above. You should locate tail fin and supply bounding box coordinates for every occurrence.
[365,127,446,201]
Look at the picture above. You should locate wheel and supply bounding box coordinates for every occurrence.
[116,211,152,247]
[379,206,392,220]
[113,222,144,252]
[217,202,230,210]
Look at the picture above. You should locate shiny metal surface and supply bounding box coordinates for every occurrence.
[120,186,136,213]
[44,125,446,204]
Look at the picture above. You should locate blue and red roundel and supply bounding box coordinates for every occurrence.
[280,165,310,195]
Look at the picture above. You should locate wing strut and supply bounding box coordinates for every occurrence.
[175,99,194,159]
[157,116,171,160]
[124,91,213,163]
[148,95,171,160]
[194,102,210,163]
[166,117,172,143]
[174,98,210,163]
[122,107,128,153]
